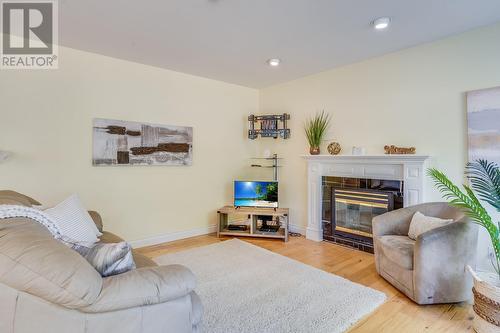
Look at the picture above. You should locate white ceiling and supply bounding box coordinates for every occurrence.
[60,0,500,88]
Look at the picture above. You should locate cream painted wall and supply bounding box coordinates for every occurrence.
[0,46,259,242]
[1,22,499,268]
[259,23,500,268]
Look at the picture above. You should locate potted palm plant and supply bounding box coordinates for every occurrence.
[304,111,330,155]
[428,159,500,332]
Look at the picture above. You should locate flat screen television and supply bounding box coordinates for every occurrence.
[234,181,278,208]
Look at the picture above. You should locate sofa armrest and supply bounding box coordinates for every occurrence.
[88,211,103,232]
[80,264,196,313]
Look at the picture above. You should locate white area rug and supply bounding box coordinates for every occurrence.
[155,239,386,333]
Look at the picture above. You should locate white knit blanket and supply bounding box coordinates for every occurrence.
[0,204,64,240]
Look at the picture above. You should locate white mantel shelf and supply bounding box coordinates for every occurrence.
[302,154,430,242]
[301,154,430,162]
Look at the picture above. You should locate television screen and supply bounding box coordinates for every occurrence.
[234,181,278,208]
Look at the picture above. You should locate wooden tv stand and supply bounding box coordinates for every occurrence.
[217,206,289,242]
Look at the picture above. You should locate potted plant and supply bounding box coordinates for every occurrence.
[428,160,500,332]
[304,111,330,155]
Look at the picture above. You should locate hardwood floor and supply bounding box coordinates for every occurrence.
[136,234,474,333]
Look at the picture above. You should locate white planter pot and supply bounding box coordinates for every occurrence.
[467,266,500,333]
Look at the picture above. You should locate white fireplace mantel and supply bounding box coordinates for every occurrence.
[302,154,430,242]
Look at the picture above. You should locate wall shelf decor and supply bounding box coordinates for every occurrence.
[248,113,290,140]
[250,154,282,181]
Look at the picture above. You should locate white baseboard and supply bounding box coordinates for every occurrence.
[130,224,217,248]
[289,223,306,235]
[130,223,307,249]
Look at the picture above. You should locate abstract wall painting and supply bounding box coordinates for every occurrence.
[93,118,193,166]
[467,86,500,165]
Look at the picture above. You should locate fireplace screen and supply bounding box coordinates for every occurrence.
[333,189,393,237]
[322,176,403,252]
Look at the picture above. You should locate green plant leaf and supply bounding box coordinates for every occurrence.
[466,159,500,212]
[427,167,500,277]
[304,110,331,147]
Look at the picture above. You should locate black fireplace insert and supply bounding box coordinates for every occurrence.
[322,176,403,253]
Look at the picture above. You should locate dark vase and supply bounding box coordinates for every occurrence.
[310,146,320,155]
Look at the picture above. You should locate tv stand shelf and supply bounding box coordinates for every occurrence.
[217,206,289,242]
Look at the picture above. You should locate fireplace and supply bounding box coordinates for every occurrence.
[302,154,429,244]
[322,177,403,252]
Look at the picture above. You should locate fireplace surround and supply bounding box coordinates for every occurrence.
[302,154,429,247]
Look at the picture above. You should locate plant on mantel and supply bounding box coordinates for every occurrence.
[304,110,330,155]
[428,159,500,279]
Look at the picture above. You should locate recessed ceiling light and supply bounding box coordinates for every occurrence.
[267,58,281,67]
[373,17,391,30]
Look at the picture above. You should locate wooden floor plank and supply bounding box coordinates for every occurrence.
[136,234,473,332]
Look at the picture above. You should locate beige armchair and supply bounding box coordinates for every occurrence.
[0,191,202,333]
[372,202,477,305]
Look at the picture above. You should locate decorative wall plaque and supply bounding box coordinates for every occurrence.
[93,118,193,166]
[384,145,416,155]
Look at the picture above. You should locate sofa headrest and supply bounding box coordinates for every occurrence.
[0,217,102,308]
[0,190,41,207]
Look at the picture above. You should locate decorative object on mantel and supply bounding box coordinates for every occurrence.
[352,146,366,156]
[93,118,193,166]
[384,145,416,155]
[327,142,341,155]
[248,114,290,139]
[304,110,330,155]
[0,151,10,162]
[428,160,500,333]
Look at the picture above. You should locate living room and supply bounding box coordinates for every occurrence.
[1,1,500,332]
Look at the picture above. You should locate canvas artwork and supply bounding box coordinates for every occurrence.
[467,86,500,165]
[93,118,193,166]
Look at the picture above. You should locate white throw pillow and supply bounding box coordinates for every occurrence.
[44,194,102,243]
[408,211,454,240]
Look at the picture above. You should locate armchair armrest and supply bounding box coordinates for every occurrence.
[415,218,476,261]
[413,219,478,303]
[80,264,196,313]
[416,217,467,245]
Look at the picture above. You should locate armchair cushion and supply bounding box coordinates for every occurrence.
[378,235,415,270]
[408,211,453,240]
[81,264,196,313]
